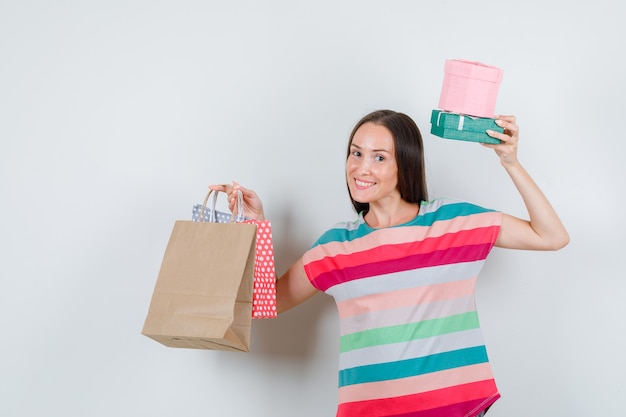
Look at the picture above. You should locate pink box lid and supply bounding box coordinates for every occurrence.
[444,59,503,83]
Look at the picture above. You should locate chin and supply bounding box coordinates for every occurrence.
[349,193,369,204]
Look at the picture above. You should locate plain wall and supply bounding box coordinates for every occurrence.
[1,1,624,416]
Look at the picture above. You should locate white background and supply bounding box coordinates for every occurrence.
[1,1,623,416]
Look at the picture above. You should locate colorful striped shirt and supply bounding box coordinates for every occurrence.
[302,199,502,417]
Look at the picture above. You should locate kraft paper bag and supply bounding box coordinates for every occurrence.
[193,199,277,319]
[142,190,257,351]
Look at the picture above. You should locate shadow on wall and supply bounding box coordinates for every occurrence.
[248,204,337,358]
[250,294,335,358]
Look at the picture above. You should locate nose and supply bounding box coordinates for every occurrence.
[356,158,372,174]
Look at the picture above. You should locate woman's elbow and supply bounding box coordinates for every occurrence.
[548,230,570,251]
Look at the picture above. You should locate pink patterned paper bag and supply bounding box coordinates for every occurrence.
[243,219,277,319]
[438,59,503,118]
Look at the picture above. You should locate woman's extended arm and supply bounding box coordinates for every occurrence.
[485,116,570,251]
[275,257,319,314]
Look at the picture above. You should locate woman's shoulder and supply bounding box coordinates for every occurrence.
[420,197,499,216]
[310,214,365,248]
[326,215,363,237]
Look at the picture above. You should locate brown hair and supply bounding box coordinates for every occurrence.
[346,110,428,214]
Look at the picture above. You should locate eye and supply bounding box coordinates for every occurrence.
[351,150,361,157]
[375,155,385,162]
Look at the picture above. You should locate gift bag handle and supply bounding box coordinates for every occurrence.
[200,189,245,223]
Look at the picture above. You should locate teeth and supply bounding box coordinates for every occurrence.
[355,180,374,187]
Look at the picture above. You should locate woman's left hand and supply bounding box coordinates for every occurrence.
[484,115,520,167]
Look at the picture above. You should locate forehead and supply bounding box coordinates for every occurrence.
[351,122,394,151]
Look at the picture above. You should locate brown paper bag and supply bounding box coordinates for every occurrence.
[142,191,257,351]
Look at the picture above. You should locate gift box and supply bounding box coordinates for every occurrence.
[438,59,503,118]
[430,109,503,144]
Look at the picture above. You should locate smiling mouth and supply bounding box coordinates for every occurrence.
[355,179,375,188]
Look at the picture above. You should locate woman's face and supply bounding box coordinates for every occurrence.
[346,122,400,205]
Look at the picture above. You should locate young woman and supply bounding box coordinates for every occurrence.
[210,110,569,417]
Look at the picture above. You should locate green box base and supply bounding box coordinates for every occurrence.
[430,110,502,144]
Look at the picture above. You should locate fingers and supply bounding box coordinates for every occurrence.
[484,128,509,145]
[483,115,521,167]
[208,182,240,197]
[231,182,262,207]
[208,181,263,219]
[485,115,519,145]
[231,181,255,197]
[208,182,238,212]
[495,115,516,124]
[208,184,228,192]
[495,115,519,139]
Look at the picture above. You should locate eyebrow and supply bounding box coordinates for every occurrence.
[350,143,393,154]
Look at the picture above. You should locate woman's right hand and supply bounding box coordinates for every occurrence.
[209,181,265,221]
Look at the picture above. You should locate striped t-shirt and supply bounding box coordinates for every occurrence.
[302,199,502,417]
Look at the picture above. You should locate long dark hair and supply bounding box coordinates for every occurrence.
[346,110,428,214]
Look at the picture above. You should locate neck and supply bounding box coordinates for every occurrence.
[364,201,420,228]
